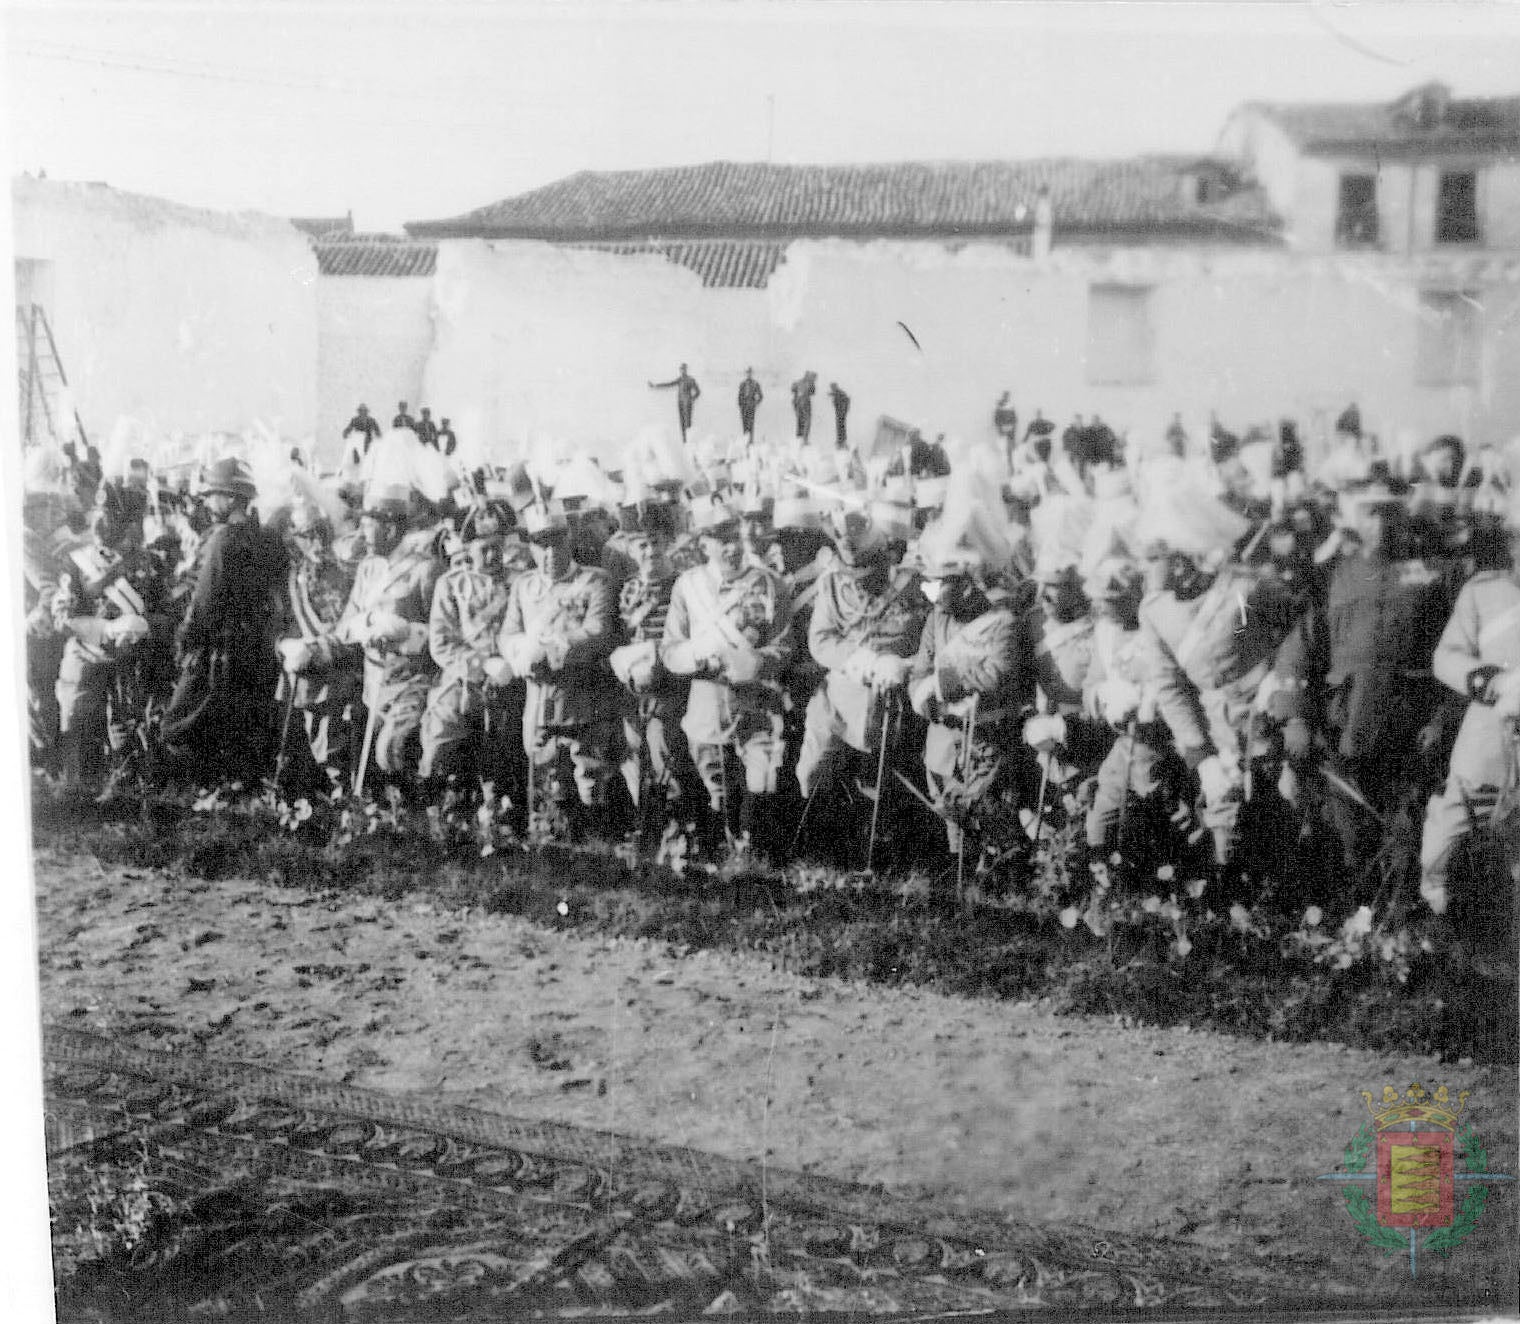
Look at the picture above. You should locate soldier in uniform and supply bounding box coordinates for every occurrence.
[317,485,442,789]
[437,417,458,457]
[342,404,382,462]
[828,382,850,448]
[1020,550,1102,819]
[662,495,795,861]
[393,401,418,432]
[160,458,288,784]
[795,501,926,865]
[1419,509,1520,916]
[493,501,621,839]
[609,522,690,833]
[1136,506,1302,872]
[273,488,360,785]
[908,530,1033,861]
[791,371,817,443]
[648,365,701,444]
[1081,558,1181,857]
[50,492,166,788]
[415,407,440,449]
[417,521,515,790]
[737,368,763,444]
[22,445,88,771]
[1271,480,1453,873]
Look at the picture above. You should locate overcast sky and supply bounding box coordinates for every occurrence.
[5,2,1520,231]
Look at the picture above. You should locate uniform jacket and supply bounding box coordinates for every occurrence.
[331,530,442,697]
[1273,550,1452,759]
[911,599,1030,778]
[1139,566,1301,754]
[1026,609,1094,714]
[1083,617,1162,730]
[809,563,927,747]
[175,514,287,659]
[429,565,511,685]
[498,563,618,730]
[614,572,684,708]
[1432,570,1520,791]
[663,562,794,744]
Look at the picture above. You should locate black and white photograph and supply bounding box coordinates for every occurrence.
[4,2,1519,1319]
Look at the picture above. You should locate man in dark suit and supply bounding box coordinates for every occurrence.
[737,368,763,444]
[393,401,417,432]
[649,364,701,443]
[415,407,440,449]
[828,382,850,448]
[791,371,817,442]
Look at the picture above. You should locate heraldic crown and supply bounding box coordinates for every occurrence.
[1361,1083,1469,1132]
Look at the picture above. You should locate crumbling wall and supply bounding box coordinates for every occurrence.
[11,177,317,448]
[417,235,1520,467]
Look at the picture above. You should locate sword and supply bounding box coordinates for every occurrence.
[1319,762,1383,825]
[865,695,896,873]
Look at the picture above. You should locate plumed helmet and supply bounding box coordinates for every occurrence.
[362,482,413,521]
[520,500,570,538]
[199,457,257,501]
[688,494,740,534]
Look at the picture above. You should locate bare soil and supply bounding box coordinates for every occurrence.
[31,845,1519,1309]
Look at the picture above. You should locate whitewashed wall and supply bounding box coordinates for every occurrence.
[11,177,317,448]
[405,236,1520,469]
[315,276,435,469]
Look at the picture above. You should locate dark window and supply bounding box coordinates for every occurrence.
[1436,171,1480,243]
[1336,174,1379,247]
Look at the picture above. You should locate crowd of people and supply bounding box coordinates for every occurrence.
[20,400,1520,932]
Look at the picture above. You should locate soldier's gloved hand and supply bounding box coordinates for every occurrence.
[483,656,513,686]
[1022,713,1068,754]
[1094,678,1141,725]
[502,634,547,676]
[104,614,150,650]
[909,674,938,721]
[1466,664,1503,704]
[1420,875,1448,917]
[1196,755,1238,804]
[278,639,314,674]
[869,654,913,691]
[721,646,762,686]
[363,610,411,648]
[1281,718,1311,763]
[1491,668,1520,718]
[542,635,570,671]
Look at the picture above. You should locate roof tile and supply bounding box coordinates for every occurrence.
[314,241,437,277]
[406,157,1279,241]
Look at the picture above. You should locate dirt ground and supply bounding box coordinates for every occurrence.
[30,844,1520,1309]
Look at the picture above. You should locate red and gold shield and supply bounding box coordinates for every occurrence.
[1376,1130,1455,1229]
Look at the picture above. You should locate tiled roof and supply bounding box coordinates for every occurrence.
[564,240,791,289]
[291,213,354,239]
[313,240,437,277]
[405,157,1279,242]
[1243,84,1520,155]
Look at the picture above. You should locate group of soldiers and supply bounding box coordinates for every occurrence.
[650,367,852,448]
[20,408,1520,927]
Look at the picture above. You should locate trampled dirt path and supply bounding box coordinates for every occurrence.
[30,845,1519,1309]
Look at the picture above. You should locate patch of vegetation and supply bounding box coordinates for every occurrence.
[30,777,1516,1066]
